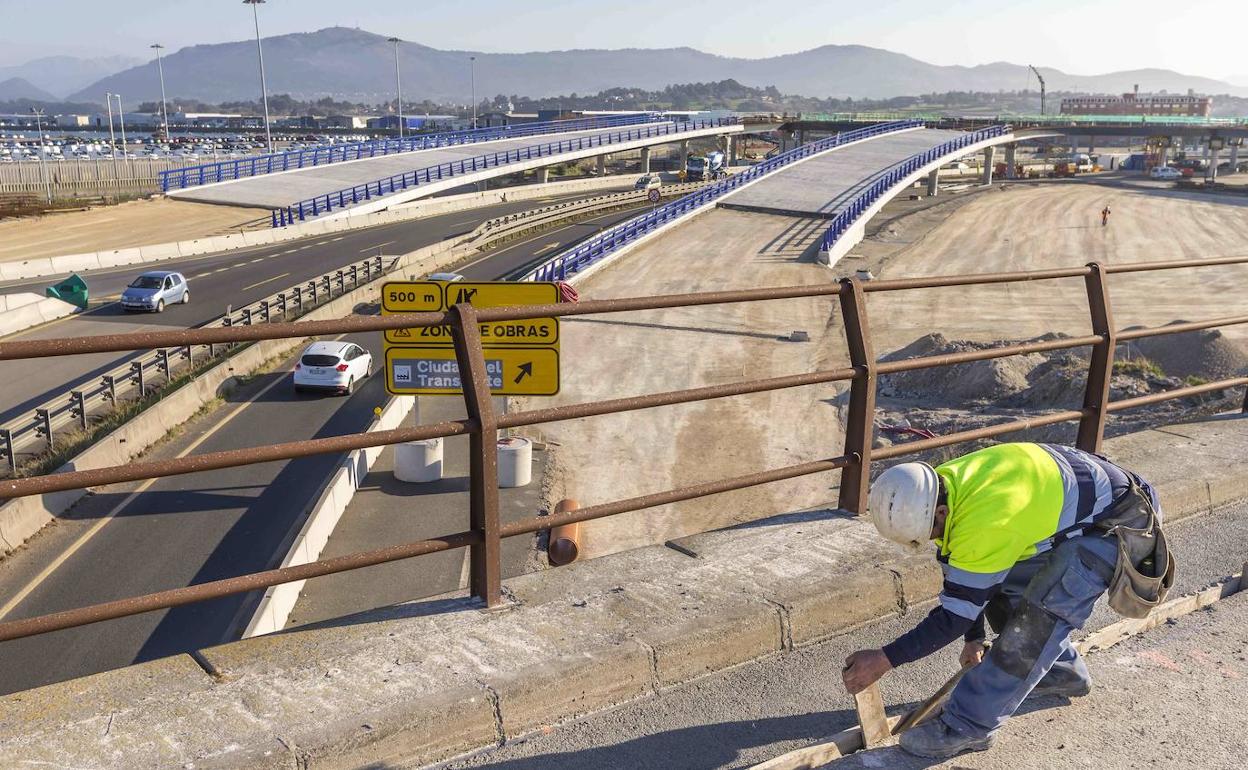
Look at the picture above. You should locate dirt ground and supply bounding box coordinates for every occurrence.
[526,178,1248,560]
[0,197,270,263]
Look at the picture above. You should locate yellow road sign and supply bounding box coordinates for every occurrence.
[384,346,559,396]
[381,281,443,313]
[381,280,562,396]
[382,281,561,346]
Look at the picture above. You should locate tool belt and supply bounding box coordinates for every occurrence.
[1094,476,1176,619]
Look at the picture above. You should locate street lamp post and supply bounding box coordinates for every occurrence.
[151,43,170,141]
[470,55,477,130]
[30,108,52,204]
[113,93,129,172]
[243,0,273,153]
[387,37,404,141]
[105,92,117,161]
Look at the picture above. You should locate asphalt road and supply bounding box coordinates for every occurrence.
[0,186,633,431]
[0,197,651,695]
[449,496,1248,769]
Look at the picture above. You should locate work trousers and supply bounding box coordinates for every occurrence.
[941,484,1162,738]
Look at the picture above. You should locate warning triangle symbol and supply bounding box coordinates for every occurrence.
[394,327,413,338]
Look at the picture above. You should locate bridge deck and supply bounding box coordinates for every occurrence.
[719,128,966,218]
[167,123,679,209]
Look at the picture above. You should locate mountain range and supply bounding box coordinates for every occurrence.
[0,77,57,101]
[0,55,141,99]
[33,27,1248,105]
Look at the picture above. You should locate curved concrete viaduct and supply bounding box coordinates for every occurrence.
[718,126,1031,265]
[168,120,743,224]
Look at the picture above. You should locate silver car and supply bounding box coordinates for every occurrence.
[120,271,190,313]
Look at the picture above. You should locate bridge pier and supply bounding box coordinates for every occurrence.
[596,154,607,176]
[679,140,690,174]
[1229,141,1241,175]
[926,168,940,197]
[724,135,736,166]
[981,146,996,185]
[1005,144,1018,178]
[640,147,651,174]
[537,166,550,184]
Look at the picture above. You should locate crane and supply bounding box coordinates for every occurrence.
[1029,65,1047,116]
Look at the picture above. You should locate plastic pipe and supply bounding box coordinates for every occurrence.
[548,499,581,566]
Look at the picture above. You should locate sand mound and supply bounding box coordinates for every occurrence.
[1119,323,1248,380]
[879,333,1050,404]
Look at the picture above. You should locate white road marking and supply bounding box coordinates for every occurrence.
[241,272,291,291]
[358,241,395,253]
[533,242,560,256]
[0,370,293,622]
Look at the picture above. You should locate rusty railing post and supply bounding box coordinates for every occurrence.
[449,303,502,607]
[1077,262,1116,451]
[837,277,877,515]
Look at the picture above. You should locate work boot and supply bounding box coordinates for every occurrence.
[899,718,995,759]
[1026,667,1092,700]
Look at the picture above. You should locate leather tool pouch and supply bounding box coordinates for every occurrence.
[1097,478,1176,619]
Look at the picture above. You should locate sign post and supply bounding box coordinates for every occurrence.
[381,280,561,396]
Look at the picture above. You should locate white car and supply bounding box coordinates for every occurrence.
[292,340,373,395]
[1149,166,1182,180]
[427,272,465,282]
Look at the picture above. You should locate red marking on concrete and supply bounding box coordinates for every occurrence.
[1138,650,1184,672]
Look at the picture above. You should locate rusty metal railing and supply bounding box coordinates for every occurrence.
[0,256,1246,643]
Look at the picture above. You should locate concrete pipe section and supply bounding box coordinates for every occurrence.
[497,436,533,488]
[548,499,581,566]
[395,438,444,483]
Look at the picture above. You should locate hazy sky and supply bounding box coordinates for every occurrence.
[1,0,1243,81]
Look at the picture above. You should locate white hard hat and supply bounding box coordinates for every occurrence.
[868,462,940,551]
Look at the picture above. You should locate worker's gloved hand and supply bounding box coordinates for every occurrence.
[842,649,893,694]
[959,640,988,669]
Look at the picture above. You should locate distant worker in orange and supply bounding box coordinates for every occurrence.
[1101,205,1111,227]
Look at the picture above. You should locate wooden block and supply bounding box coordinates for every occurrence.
[749,717,903,770]
[853,682,890,748]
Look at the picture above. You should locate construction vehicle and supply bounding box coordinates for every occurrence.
[686,150,726,181]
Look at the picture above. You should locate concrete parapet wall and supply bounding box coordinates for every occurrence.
[243,394,415,638]
[3,412,1244,767]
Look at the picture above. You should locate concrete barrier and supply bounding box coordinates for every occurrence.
[94,249,148,269]
[46,253,102,274]
[137,241,183,261]
[0,258,54,281]
[0,295,79,340]
[0,292,43,312]
[243,394,416,638]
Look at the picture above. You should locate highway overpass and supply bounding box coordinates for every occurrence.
[167,118,743,225]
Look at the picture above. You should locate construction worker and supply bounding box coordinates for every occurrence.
[1101,205,1111,226]
[842,442,1173,759]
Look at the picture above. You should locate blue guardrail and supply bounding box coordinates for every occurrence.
[818,125,1007,252]
[526,120,926,282]
[160,113,664,194]
[269,116,744,228]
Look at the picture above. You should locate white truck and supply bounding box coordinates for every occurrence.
[686,150,726,181]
